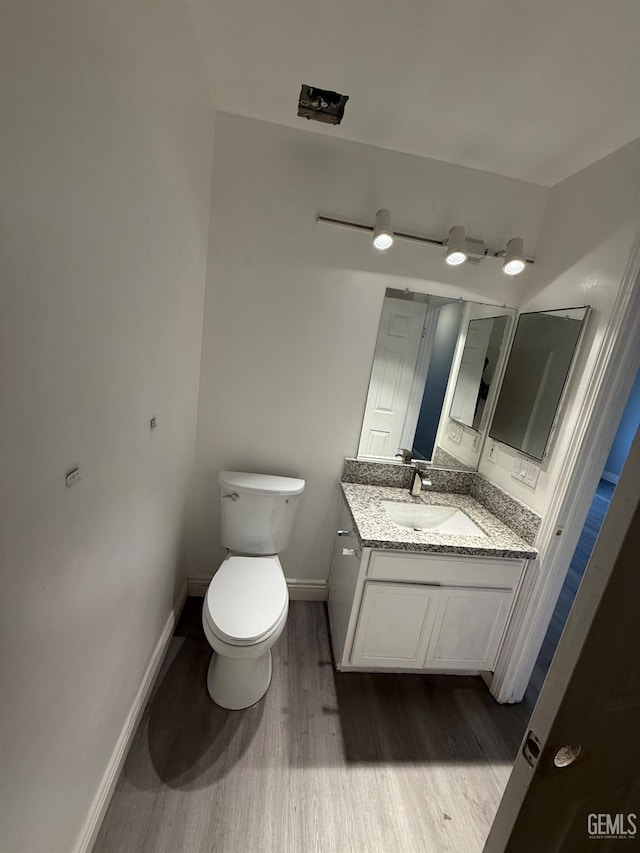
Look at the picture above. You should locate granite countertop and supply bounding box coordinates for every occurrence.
[341,482,538,559]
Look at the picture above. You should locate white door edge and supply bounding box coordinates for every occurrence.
[491,231,640,704]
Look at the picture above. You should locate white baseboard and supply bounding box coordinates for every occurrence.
[188,577,211,597]
[601,470,620,484]
[75,578,188,853]
[287,579,327,601]
[188,576,327,601]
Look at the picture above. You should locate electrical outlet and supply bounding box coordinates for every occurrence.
[66,467,81,488]
[150,416,158,430]
[449,423,463,445]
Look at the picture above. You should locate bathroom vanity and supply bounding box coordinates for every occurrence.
[327,483,537,674]
[332,287,584,686]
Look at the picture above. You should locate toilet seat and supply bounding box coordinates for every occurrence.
[204,555,288,646]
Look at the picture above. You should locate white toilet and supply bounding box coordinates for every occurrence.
[202,470,305,710]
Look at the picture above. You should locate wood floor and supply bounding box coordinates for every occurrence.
[525,478,614,708]
[94,599,530,853]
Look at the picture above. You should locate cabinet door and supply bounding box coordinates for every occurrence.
[351,582,437,668]
[426,587,513,670]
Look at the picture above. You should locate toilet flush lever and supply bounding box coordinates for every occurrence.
[223,492,239,501]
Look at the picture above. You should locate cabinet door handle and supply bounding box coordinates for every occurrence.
[337,529,352,537]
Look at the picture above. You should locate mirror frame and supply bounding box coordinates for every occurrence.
[488,305,591,461]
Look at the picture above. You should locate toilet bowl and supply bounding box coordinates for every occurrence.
[202,554,288,709]
[202,471,305,710]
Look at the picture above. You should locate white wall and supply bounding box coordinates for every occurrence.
[478,139,640,515]
[191,112,549,584]
[0,3,214,851]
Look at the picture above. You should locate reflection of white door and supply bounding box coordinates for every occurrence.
[358,297,427,458]
[450,318,494,427]
[485,427,640,852]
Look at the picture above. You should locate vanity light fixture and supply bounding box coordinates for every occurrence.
[502,237,527,276]
[316,212,534,275]
[372,208,394,251]
[445,225,468,266]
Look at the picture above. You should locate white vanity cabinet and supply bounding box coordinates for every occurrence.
[327,498,526,674]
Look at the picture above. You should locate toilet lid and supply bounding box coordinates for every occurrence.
[204,555,288,645]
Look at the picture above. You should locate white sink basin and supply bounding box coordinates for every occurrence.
[381,501,486,537]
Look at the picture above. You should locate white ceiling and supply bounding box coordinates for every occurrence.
[186,0,639,186]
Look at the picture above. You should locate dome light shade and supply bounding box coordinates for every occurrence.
[446,225,467,266]
[503,237,526,276]
[373,208,394,251]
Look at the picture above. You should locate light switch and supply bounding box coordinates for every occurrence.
[512,457,540,488]
[525,459,541,488]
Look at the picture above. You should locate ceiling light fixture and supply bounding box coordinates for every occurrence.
[502,237,526,276]
[372,208,394,251]
[316,213,533,273]
[445,225,468,266]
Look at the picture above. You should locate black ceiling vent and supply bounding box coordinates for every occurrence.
[297,85,349,126]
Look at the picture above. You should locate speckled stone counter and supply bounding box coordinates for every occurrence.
[341,458,541,546]
[341,482,537,559]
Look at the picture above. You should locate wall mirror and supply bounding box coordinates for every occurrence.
[357,288,515,470]
[449,315,508,431]
[489,306,590,461]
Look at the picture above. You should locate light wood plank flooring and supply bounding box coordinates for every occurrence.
[94,599,530,853]
[525,478,614,708]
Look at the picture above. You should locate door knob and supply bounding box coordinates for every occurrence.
[553,744,582,767]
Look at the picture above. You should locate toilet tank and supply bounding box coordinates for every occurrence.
[219,471,305,555]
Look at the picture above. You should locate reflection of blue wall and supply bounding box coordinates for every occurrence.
[414,302,464,459]
[604,367,640,479]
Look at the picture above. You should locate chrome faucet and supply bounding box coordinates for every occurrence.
[410,462,432,497]
[395,447,413,464]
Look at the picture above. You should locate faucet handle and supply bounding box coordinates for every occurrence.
[396,448,413,464]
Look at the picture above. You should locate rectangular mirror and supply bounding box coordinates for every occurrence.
[489,306,590,460]
[449,315,508,431]
[357,289,515,470]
